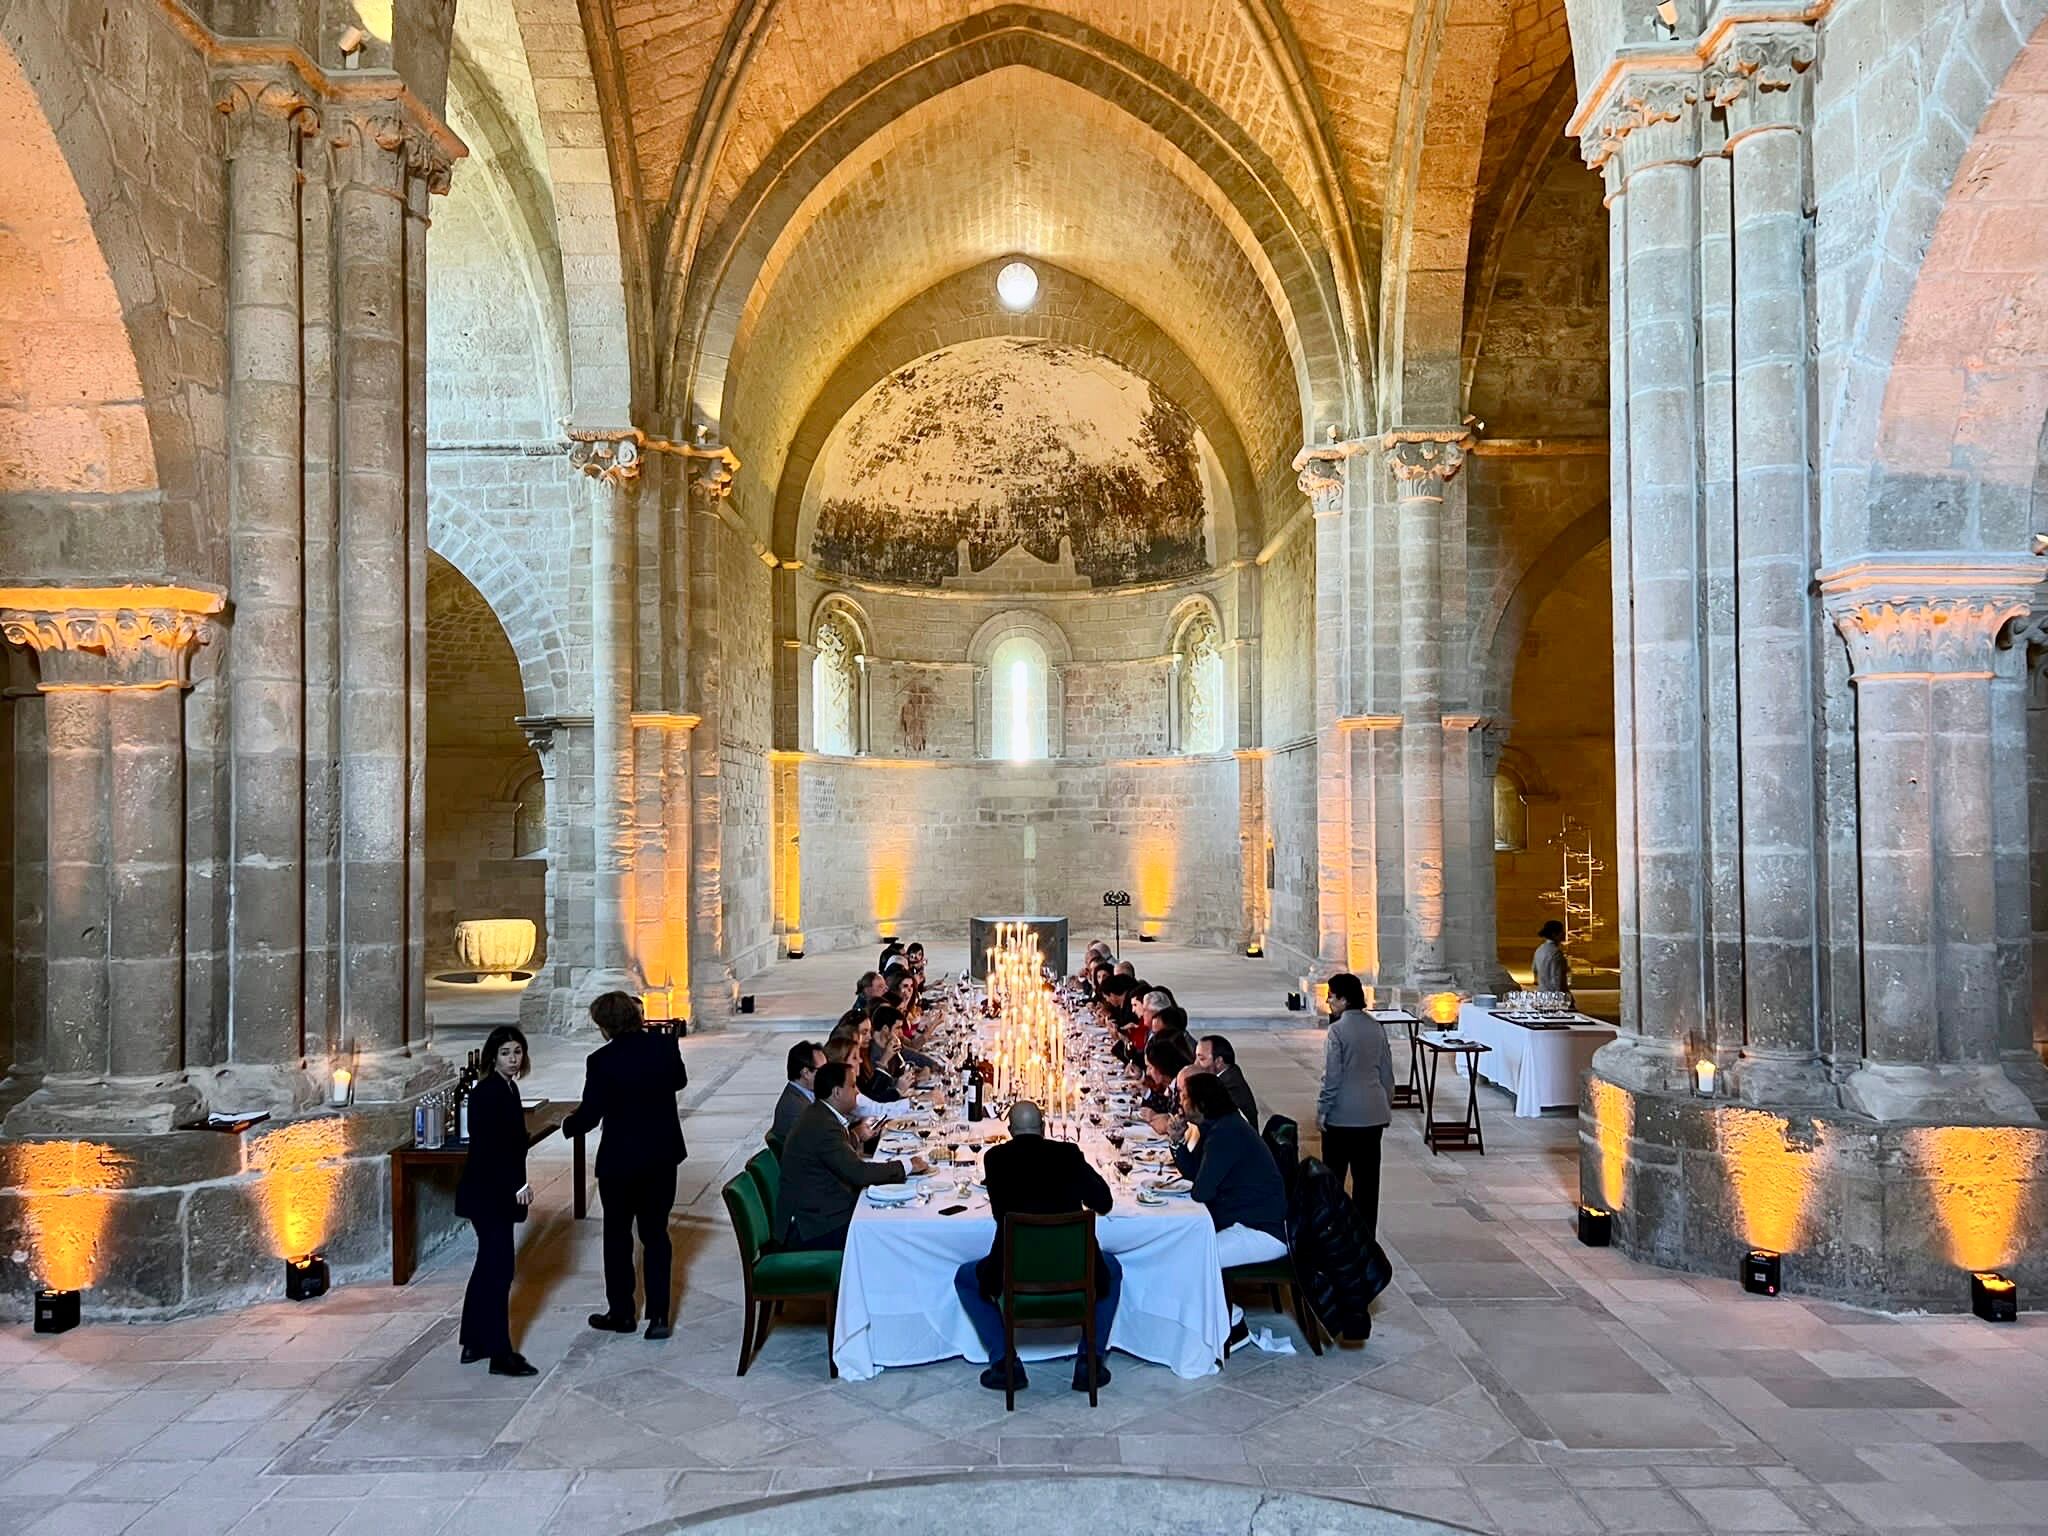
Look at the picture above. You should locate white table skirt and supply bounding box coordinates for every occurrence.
[1453,1004,1615,1116]
[832,1191,1227,1382]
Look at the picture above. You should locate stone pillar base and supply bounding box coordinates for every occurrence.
[348,1047,450,1105]
[1841,1063,2039,1125]
[1732,1050,1837,1109]
[191,1062,323,1119]
[2003,1050,2048,1117]
[4,1075,203,1136]
[1579,1069,2048,1310]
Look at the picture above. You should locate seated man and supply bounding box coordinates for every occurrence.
[953,1100,1119,1394]
[823,1037,895,1136]
[1196,1035,1258,1128]
[779,1063,927,1251]
[1171,1071,1289,1344]
[771,1040,825,1143]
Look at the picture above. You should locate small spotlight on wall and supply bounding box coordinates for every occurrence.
[1971,1271,2017,1322]
[286,1255,330,1302]
[1742,1249,1781,1296]
[1244,939,1264,958]
[876,921,898,941]
[738,995,756,1015]
[33,1289,79,1334]
[1285,992,1305,1011]
[1137,932,1157,944]
[1577,1206,1612,1247]
[786,932,805,960]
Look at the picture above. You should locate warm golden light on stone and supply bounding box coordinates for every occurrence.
[17,1140,124,1292]
[1903,1124,2040,1271]
[1585,1077,1632,1213]
[248,1118,349,1261]
[1715,1108,1827,1256]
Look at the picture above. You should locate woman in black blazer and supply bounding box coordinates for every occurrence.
[455,1025,538,1376]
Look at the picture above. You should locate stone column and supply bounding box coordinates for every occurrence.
[216,73,313,1087]
[686,453,737,1024]
[330,109,442,1096]
[1823,560,2042,1122]
[1388,432,1469,990]
[1713,27,1829,1101]
[1,595,220,1132]
[568,433,641,996]
[1579,73,1705,1090]
[9,689,46,1082]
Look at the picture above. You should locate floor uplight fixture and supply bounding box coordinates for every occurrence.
[1971,1271,2017,1322]
[33,1289,79,1334]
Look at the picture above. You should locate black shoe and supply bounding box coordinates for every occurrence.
[587,1312,636,1333]
[489,1353,540,1377]
[1227,1318,1250,1352]
[644,1319,672,1341]
[459,1346,486,1365]
[980,1360,1027,1391]
[1071,1358,1111,1392]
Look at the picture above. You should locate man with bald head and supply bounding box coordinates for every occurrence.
[953,1100,1120,1395]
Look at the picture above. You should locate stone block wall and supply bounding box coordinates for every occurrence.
[794,754,1245,955]
[1259,516,1317,972]
[717,516,776,977]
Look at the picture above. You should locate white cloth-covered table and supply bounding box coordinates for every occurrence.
[1453,1004,1615,1116]
[832,1137,1227,1381]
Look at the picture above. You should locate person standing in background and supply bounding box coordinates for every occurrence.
[456,1026,538,1376]
[1532,920,1572,998]
[1316,973,1393,1246]
[565,992,689,1341]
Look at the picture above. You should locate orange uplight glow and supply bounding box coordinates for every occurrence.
[18,1140,125,1291]
[1135,835,1175,928]
[1425,991,1461,1025]
[868,848,909,934]
[1716,1108,1827,1255]
[1902,1125,2037,1271]
[247,1118,350,1260]
[1585,1077,1633,1212]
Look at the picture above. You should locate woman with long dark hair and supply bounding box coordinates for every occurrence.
[456,1025,539,1375]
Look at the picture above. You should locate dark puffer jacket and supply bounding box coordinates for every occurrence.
[1287,1155,1392,1342]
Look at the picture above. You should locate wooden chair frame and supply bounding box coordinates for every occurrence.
[998,1209,1101,1410]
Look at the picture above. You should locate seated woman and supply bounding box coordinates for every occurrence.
[1171,1070,1290,1284]
[1138,1031,1194,1116]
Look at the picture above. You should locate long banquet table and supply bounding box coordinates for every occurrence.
[831,988,1229,1382]
[1452,1002,1615,1116]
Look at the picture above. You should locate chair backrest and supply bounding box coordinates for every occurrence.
[1001,1210,1095,1298]
[1262,1113,1301,1195]
[765,1131,784,1160]
[722,1174,766,1267]
[746,1147,781,1234]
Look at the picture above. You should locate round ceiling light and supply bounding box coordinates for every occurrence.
[996,260,1039,312]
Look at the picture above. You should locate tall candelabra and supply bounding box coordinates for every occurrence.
[983,923,1077,1117]
[1543,816,1606,950]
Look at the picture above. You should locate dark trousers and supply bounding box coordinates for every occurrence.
[782,1217,850,1253]
[599,1165,678,1323]
[1321,1124,1385,1246]
[460,1217,515,1358]
[953,1254,1122,1369]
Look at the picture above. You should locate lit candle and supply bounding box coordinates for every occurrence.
[328,1066,352,1107]
[1694,1059,1716,1097]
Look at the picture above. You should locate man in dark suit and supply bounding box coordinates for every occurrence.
[779,1063,927,1251]
[1196,1035,1259,1127]
[951,1101,1121,1395]
[563,992,688,1340]
[771,1040,823,1145]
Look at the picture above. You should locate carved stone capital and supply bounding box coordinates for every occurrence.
[1820,559,2043,681]
[214,71,316,148]
[329,108,409,195]
[1579,69,1701,176]
[688,449,735,503]
[1384,429,1471,489]
[568,431,642,485]
[0,586,226,691]
[1291,429,1371,515]
[403,125,455,195]
[1706,25,1816,135]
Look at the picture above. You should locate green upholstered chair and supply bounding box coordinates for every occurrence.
[721,1172,841,1378]
[764,1131,784,1160]
[997,1210,1102,1410]
[1222,1247,1324,1357]
[745,1146,781,1239]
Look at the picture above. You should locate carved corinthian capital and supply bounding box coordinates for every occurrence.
[1820,559,2043,680]
[329,108,409,194]
[1290,429,1372,515]
[1579,69,1701,176]
[1384,429,1471,489]
[569,431,643,485]
[214,71,316,148]
[1707,25,1816,134]
[0,586,225,690]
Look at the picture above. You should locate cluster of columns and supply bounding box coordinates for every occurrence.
[1575,19,2042,1119]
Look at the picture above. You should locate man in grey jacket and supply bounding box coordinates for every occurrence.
[1316,972,1394,1245]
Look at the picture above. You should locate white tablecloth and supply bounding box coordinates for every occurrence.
[832,1143,1227,1381]
[1453,1004,1615,1116]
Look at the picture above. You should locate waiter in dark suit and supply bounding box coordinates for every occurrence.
[456,1025,539,1376]
[952,1100,1121,1395]
[563,992,687,1340]
[778,1064,927,1250]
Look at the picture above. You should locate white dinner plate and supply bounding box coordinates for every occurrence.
[865,1184,922,1206]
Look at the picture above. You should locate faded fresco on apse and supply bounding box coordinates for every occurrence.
[806,338,1213,588]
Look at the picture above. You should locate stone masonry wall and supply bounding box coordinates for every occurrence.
[718,515,776,978]
[795,753,1245,955]
[1260,515,1317,971]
